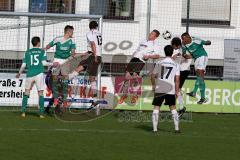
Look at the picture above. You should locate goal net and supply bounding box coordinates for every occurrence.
[0,12,104,114]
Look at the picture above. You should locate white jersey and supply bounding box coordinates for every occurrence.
[173,48,192,71]
[133,39,160,62]
[153,57,180,95]
[86,29,102,56]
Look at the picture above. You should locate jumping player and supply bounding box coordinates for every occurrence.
[151,45,180,133]
[45,25,76,107]
[171,37,192,116]
[16,36,58,118]
[68,21,102,105]
[181,32,211,104]
[118,30,161,104]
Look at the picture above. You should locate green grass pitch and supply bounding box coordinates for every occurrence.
[0,110,239,160]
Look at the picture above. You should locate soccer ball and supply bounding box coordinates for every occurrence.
[162,30,172,40]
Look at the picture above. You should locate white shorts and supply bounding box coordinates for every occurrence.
[194,56,208,70]
[25,73,44,91]
[52,58,68,75]
[53,58,68,65]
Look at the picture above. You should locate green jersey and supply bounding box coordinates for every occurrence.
[182,37,208,60]
[23,48,47,77]
[49,36,76,59]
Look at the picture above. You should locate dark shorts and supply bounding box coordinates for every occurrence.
[180,70,190,88]
[126,57,145,75]
[152,93,176,106]
[79,55,102,76]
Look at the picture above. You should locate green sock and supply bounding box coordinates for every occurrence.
[199,79,206,99]
[39,95,44,114]
[21,95,29,113]
[192,76,200,94]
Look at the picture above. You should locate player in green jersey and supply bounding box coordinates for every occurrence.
[16,36,59,118]
[45,25,76,107]
[181,32,211,104]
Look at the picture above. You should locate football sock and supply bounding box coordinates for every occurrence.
[39,95,44,114]
[21,94,29,113]
[152,109,159,132]
[171,109,179,131]
[192,76,200,94]
[199,78,206,99]
[178,93,184,110]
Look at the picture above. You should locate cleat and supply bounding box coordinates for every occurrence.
[178,107,186,118]
[53,98,59,107]
[118,95,128,104]
[174,130,181,134]
[130,95,138,104]
[21,113,26,118]
[197,98,208,104]
[186,92,196,98]
[63,101,68,108]
[39,115,45,119]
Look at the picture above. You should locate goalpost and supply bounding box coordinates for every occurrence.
[0,12,103,111]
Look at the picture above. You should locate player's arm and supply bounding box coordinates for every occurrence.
[175,75,180,96]
[16,51,27,78]
[151,63,159,92]
[45,38,57,50]
[148,44,161,59]
[16,63,26,78]
[182,47,192,59]
[41,51,59,67]
[151,73,156,92]
[175,65,180,96]
[70,41,77,57]
[148,54,160,59]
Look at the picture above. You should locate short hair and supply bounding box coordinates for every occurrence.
[64,25,74,33]
[171,37,182,47]
[31,36,40,46]
[152,29,160,37]
[89,21,98,29]
[181,32,190,38]
[164,45,174,57]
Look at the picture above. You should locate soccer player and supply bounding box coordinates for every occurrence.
[171,37,192,116]
[151,45,180,133]
[125,29,161,80]
[16,36,58,118]
[118,30,161,104]
[69,21,102,104]
[181,32,211,104]
[45,25,76,107]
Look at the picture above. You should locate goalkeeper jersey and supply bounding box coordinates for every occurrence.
[49,36,76,59]
[182,37,208,60]
[23,48,47,77]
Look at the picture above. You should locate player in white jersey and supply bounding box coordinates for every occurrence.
[125,29,161,80]
[69,21,102,101]
[171,37,192,117]
[151,45,180,133]
[118,30,160,104]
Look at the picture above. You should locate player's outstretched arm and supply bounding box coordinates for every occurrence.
[175,75,180,96]
[149,54,160,59]
[42,60,59,67]
[151,73,157,92]
[16,63,26,78]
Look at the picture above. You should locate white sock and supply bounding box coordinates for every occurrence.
[69,71,78,80]
[90,81,97,96]
[152,109,159,132]
[171,109,179,131]
[178,94,184,110]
